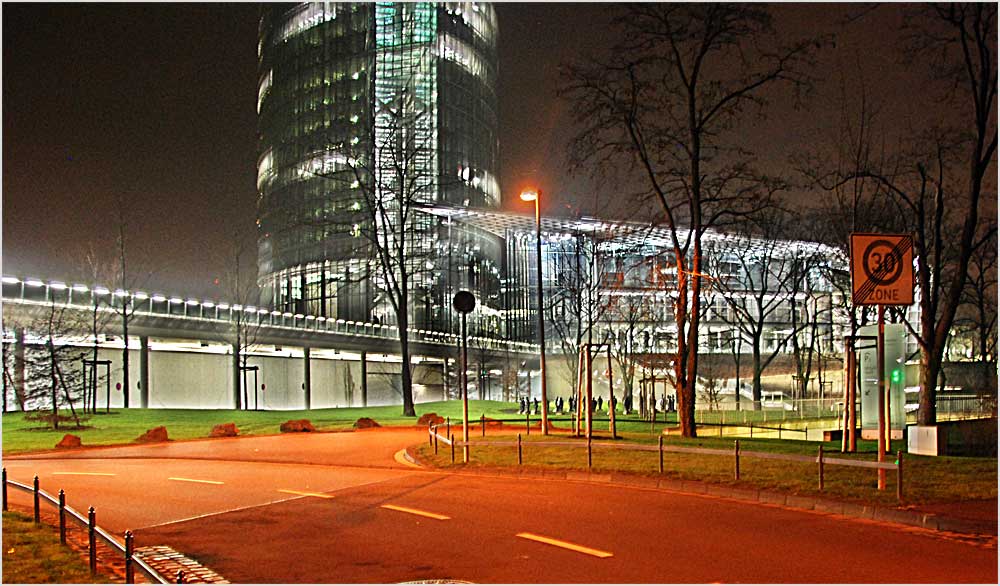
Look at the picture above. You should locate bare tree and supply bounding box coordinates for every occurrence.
[956,220,998,398]
[561,4,820,436]
[6,304,89,429]
[708,212,817,408]
[222,227,263,410]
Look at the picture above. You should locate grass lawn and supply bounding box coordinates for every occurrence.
[414,427,998,508]
[2,511,111,584]
[1,400,524,454]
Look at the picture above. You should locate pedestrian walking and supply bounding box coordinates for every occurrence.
[597,396,604,412]
[533,397,539,415]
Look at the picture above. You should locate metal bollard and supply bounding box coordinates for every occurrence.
[587,438,592,469]
[176,570,185,584]
[450,434,455,463]
[896,450,904,503]
[818,445,824,491]
[658,436,664,474]
[481,414,486,437]
[33,475,40,523]
[124,530,135,584]
[88,507,97,575]
[517,433,522,465]
[59,490,67,544]
[2,468,7,512]
[734,440,740,480]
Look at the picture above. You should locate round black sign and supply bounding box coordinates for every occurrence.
[452,291,476,314]
[862,239,904,286]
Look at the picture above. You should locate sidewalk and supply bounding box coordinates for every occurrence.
[404,448,998,538]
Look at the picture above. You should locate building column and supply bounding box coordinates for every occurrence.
[139,336,149,408]
[232,343,241,409]
[303,347,312,410]
[361,350,368,408]
[14,327,25,410]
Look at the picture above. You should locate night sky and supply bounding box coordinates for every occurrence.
[3,3,940,300]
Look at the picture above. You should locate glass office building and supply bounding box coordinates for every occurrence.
[257,2,501,334]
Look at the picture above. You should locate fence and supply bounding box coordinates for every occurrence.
[426,417,904,502]
[2,468,174,584]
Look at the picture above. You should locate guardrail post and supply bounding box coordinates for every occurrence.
[818,445,824,491]
[778,425,782,440]
[526,413,530,435]
[176,570,185,584]
[481,414,486,437]
[88,507,97,575]
[450,434,455,463]
[734,440,740,480]
[2,468,7,511]
[33,475,40,523]
[428,423,432,447]
[896,450,904,503]
[658,436,664,474]
[446,417,450,438]
[124,530,135,584]
[587,437,592,469]
[433,431,438,455]
[719,421,722,437]
[58,490,66,544]
[517,433,522,465]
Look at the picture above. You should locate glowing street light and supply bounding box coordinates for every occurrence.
[520,188,548,434]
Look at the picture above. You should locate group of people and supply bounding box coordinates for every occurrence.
[516,393,679,415]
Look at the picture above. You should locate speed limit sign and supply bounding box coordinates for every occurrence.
[850,233,914,305]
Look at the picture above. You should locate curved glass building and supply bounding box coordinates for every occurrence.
[257,2,502,334]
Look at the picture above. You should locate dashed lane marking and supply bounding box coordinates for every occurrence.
[516,532,613,558]
[167,477,224,485]
[51,472,116,476]
[276,489,334,499]
[381,504,451,520]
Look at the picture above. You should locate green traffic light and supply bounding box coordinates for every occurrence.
[891,369,902,383]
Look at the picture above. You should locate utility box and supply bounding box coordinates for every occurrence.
[858,323,907,440]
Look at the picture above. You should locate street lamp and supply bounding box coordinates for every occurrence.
[520,188,548,434]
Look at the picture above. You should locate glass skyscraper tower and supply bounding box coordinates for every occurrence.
[257,2,502,334]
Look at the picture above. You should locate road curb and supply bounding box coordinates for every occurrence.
[406,451,996,537]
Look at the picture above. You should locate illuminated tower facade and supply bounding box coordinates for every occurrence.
[257,2,502,334]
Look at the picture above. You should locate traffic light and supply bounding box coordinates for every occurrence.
[891,368,902,384]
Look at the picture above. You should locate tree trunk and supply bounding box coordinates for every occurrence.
[752,342,763,410]
[918,352,940,425]
[121,298,130,408]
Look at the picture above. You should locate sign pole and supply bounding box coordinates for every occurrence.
[461,311,469,463]
[877,305,887,490]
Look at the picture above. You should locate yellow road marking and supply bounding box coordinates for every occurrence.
[167,477,224,485]
[276,489,334,499]
[380,504,450,520]
[52,472,116,476]
[516,532,613,558]
[393,448,422,469]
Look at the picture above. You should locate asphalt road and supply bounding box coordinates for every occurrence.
[5,431,996,583]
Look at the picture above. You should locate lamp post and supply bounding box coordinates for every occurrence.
[520,188,548,434]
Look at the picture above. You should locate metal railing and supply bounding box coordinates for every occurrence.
[2,468,170,584]
[425,419,904,502]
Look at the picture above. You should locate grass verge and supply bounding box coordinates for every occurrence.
[2,400,527,454]
[2,511,111,584]
[413,429,998,507]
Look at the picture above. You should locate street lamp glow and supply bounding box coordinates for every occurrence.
[519,189,538,202]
